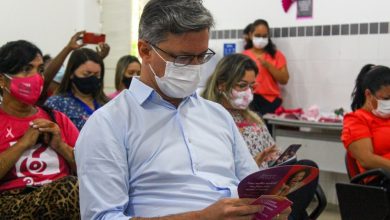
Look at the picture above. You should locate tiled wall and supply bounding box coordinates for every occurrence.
[209,21,390,113]
[211,22,389,40]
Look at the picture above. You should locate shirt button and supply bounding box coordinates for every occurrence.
[188,138,191,143]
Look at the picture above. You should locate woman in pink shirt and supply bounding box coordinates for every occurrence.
[0,40,79,219]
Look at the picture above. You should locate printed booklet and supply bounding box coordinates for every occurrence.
[238,165,319,220]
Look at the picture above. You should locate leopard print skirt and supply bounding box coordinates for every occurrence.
[0,176,80,220]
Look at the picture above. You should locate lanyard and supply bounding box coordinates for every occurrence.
[69,92,100,116]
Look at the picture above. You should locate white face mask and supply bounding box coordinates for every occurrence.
[149,47,201,98]
[372,99,390,118]
[224,88,253,109]
[252,37,269,49]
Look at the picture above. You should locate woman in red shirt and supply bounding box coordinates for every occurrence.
[342,64,390,174]
[243,19,290,116]
[0,40,79,219]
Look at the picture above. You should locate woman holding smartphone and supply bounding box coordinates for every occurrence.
[202,54,318,220]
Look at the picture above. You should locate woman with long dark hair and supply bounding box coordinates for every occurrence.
[243,19,290,116]
[108,55,141,99]
[202,54,317,220]
[342,64,390,173]
[0,40,79,219]
[45,48,109,130]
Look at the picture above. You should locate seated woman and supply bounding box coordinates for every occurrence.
[45,48,109,130]
[202,54,318,220]
[0,40,79,219]
[108,55,141,99]
[202,54,279,168]
[38,31,110,104]
[342,64,390,174]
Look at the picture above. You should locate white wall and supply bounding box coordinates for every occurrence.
[204,0,390,28]
[204,0,390,205]
[101,0,132,93]
[0,0,101,57]
[204,0,390,113]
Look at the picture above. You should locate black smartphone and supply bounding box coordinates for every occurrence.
[270,144,302,167]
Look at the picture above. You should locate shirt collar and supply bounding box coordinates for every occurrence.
[129,77,198,106]
[129,77,154,105]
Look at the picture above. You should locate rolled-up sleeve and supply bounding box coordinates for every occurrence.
[75,111,132,220]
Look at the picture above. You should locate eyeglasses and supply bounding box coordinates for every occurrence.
[150,43,215,67]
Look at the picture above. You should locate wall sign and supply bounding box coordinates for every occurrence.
[282,0,313,19]
[223,43,236,56]
[297,0,313,18]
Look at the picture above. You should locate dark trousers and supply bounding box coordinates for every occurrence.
[249,94,282,116]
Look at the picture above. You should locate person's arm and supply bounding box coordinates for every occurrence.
[257,51,289,85]
[41,31,86,96]
[0,126,39,179]
[133,198,263,220]
[348,138,390,170]
[259,58,289,85]
[53,142,76,171]
[132,199,290,220]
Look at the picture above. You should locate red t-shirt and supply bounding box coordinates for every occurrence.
[341,109,390,173]
[242,49,287,102]
[0,107,79,191]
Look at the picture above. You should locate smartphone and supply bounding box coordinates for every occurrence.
[270,144,302,167]
[83,32,106,44]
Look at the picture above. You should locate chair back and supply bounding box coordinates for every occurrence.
[336,182,390,220]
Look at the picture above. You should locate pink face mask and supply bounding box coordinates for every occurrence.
[225,88,254,109]
[4,73,44,105]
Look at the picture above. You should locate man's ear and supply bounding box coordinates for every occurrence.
[138,40,152,61]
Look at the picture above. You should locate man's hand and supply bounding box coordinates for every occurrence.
[201,198,262,220]
[273,206,291,220]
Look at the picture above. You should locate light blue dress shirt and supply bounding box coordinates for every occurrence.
[75,78,258,220]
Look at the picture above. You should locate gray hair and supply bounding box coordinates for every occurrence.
[139,0,214,45]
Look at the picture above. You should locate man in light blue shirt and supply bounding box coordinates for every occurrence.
[75,0,290,219]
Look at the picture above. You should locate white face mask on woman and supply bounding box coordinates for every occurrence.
[252,37,269,49]
[224,88,253,109]
[148,47,201,98]
[372,99,390,118]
